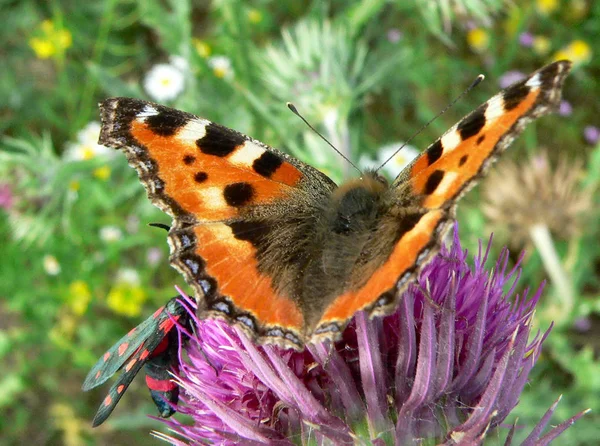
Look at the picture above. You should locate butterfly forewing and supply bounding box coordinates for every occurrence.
[394,60,572,210]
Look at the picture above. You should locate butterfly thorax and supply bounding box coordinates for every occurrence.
[294,171,399,328]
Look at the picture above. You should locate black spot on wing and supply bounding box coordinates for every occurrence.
[227,220,270,249]
[503,84,531,111]
[457,104,487,140]
[253,151,284,178]
[223,182,254,207]
[476,135,485,145]
[459,155,468,166]
[183,155,196,165]
[424,170,445,195]
[197,123,246,157]
[145,110,189,136]
[395,213,423,242]
[427,140,443,166]
[194,172,208,183]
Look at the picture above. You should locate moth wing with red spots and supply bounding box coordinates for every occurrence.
[83,297,188,427]
[312,60,572,334]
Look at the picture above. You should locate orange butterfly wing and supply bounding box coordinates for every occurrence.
[99,98,336,348]
[314,61,572,334]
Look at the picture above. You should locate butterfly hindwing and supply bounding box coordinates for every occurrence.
[83,297,187,426]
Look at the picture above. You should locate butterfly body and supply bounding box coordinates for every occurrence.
[86,61,571,425]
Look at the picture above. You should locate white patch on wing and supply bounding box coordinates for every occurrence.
[440,129,461,153]
[484,94,507,122]
[228,140,266,166]
[140,104,159,117]
[526,73,541,88]
[176,119,209,142]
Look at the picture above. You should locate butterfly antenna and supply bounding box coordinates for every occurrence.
[287,103,362,175]
[376,73,485,173]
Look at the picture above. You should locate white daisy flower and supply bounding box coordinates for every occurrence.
[116,268,140,285]
[208,55,234,80]
[64,121,112,161]
[43,254,61,275]
[99,225,123,242]
[360,142,420,179]
[144,63,185,102]
[169,55,189,73]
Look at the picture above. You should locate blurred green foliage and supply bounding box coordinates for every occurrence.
[1,0,598,444]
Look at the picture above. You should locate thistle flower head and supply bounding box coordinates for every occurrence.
[482,151,592,247]
[155,225,585,445]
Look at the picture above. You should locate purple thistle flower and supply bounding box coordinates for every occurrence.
[157,225,586,445]
[499,71,527,89]
[519,32,534,47]
[584,125,600,145]
[558,100,573,116]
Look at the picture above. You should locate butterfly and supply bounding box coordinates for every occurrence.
[83,60,571,425]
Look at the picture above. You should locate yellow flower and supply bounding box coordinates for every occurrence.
[107,282,147,317]
[553,40,592,64]
[467,28,490,53]
[536,0,559,15]
[247,8,263,24]
[68,280,92,315]
[93,166,111,180]
[568,39,592,62]
[532,36,551,55]
[29,38,55,59]
[193,38,211,58]
[29,20,72,60]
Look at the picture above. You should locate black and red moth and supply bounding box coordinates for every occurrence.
[82,297,190,426]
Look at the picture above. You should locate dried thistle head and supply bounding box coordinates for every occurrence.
[482,150,592,247]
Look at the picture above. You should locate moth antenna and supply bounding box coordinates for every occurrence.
[376,73,485,173]
[287,102,362,176]
[149,222,171,232]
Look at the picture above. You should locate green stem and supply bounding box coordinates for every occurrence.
[528,223,573,314]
